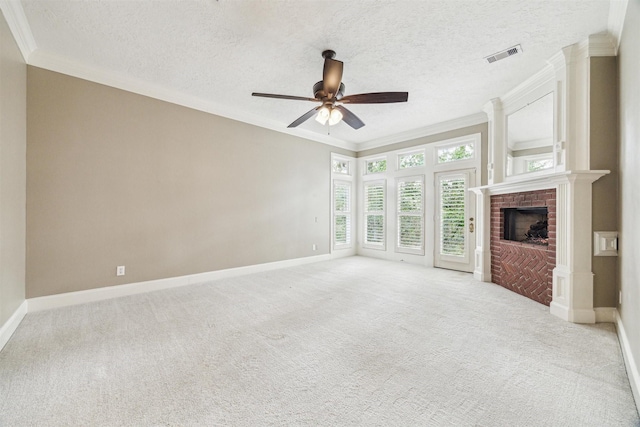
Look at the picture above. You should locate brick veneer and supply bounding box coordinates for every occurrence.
[490,189,556,306]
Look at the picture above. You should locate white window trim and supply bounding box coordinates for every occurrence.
[433,134,479,167]
[331,153,355,253]
[333,180,353,250]
[364,157,388,175]
[363,179,386,250]
[396,175,425,255]
[397,149,426,171]
[332,154,353,176]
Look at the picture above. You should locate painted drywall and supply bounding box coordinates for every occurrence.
[0,11,26,328]
[590,56,619,308]
[357,123,489,186]
[26,67,354,298]
[618,0,640,402]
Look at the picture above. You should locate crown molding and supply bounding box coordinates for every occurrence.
[28,49,358,152]
[354,112,487,152]
[576,32,617,58]
[0,0,37,62]
[607,0,628,54]
[500,64,555,114]
[27,47,483,154]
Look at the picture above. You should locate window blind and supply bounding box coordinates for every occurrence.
[397,178,424,252]
[334,181,351,246]
[364,182,385,247]
[439,177,466,256]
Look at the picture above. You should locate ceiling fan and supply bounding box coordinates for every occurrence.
[252,50,408,130]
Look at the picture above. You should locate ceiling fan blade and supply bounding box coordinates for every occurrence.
[323,58,343,99]
[252,92,318,102]
[287,106,321,128]
[340,92,409,104]
[335,105,365,130]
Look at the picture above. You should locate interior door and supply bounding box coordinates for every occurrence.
[434,169,476,272]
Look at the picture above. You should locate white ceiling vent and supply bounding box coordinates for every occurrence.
[485,45,523,64]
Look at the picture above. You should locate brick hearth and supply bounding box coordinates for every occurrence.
[490,189,556,305]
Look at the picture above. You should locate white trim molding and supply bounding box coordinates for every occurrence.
[356,112,487,152]
[616,310,640,413]
[0,300,27,352]
[27,50,358,152]
[594,307,616,323]
[607,0,629,54]
[28,254,332,312]
[0,0,36,62]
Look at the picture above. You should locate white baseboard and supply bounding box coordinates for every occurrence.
[28,254,333,312]
[0,300,28,352]
[594,307,617,323]
[616,310,640,413]
[550,302,597,324]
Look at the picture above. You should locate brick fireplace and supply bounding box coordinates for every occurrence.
[490,189,556,305]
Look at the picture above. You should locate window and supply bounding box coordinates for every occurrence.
[437,142,474,163]
[366,159,387,174]
[364,181,385,249]
[333,181,351,248]
[397,176,424,254]
[527,157,553,172]
[332,159,350,175]
[438,176,466,256]
[399,152,425,169]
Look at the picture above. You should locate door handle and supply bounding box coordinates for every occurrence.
[469,217,474,233]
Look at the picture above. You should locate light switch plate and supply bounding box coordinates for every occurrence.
[594,231,618,256]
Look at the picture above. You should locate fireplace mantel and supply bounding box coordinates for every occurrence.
[469,170,609,323]
[471,170,609,196]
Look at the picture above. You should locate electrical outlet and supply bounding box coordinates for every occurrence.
[116,266,125,276]
[312,244,317,251]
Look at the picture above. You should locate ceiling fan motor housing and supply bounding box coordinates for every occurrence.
[314,81,345,100]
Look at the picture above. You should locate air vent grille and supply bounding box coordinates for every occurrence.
[485,44,523,64]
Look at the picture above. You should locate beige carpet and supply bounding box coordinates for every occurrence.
[1,256,638,426]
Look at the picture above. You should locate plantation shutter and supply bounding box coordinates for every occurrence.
[397,176,424,254]
[333,181,351,247]
[439,176,466,256]
[364,181,385,248]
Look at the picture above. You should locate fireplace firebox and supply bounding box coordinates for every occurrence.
[502,207,549,245]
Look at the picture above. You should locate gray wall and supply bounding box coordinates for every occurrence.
[590,56,619,308]
[26,67,354,298]
[0,11,27,328]
[618,0,640,401]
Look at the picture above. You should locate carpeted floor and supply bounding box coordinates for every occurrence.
[1,256,638,426]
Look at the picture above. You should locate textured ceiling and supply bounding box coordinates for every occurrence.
[20,0,612,148]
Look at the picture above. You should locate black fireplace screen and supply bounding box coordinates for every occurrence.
[502,207,549,245]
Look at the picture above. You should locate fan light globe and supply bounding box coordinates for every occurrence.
[315,106,330,125]
[328,108,343,126]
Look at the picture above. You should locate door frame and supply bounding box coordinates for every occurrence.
[434,168,477,272]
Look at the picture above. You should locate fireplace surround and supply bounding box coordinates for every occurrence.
[491,190,556,305]
[471,170,608,323]
[470,35,616,323]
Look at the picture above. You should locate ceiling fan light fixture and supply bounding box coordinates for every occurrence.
[315,106,330,125]
[252,50,408,130]
[328,108,343,126]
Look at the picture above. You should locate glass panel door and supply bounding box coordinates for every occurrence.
[434,169,476,272]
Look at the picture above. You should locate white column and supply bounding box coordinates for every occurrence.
[482,99,505,185]
[470,188,491,282]
[550,172,608,323]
